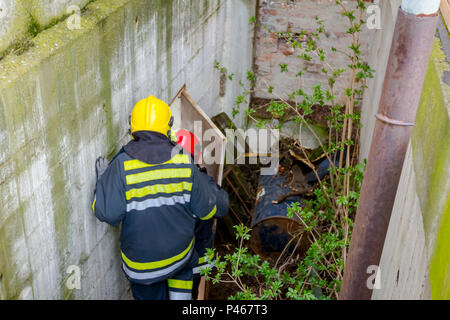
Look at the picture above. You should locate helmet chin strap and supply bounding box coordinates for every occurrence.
[128,115,134,139]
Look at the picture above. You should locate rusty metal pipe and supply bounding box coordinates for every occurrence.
[339,7,439,300]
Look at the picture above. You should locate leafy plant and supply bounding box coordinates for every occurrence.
[209,0,372,299]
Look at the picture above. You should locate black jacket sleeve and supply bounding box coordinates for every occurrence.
[189,165,229,220]
[211,179,229,219]
[92,157,127,226]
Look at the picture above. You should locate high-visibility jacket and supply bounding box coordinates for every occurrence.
[92,131,229,285]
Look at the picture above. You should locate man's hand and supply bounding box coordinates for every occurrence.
[95,156,109,181]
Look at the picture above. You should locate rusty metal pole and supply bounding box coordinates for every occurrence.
[339,4,440,300]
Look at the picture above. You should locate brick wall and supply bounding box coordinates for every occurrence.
[253,0,373,105]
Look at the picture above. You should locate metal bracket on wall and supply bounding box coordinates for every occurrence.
[375,113,416,126]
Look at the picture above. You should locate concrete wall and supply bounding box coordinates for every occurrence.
[360,1,450,299]
[372,143,433,299]
[0,0,92,56]
[253,0,373,104]
[0,0,256,300]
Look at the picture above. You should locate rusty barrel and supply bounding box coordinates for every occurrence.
[249,174,310,259]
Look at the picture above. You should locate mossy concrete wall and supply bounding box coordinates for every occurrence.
[0,0,256,299]
[0,0,91,56]
[362,11,449,298]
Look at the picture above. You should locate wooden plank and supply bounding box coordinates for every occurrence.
[169,85,226,185]
[442,0,450,30]
[169,84,186,105]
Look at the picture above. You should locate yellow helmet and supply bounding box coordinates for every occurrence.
[130,95,173,137]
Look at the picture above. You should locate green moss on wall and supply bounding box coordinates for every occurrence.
[0,1,95,60]
[411,38,450,300]
[0,0,133,86]
[0,0,136,299]
[0,1,31,56]
[0,206,33,299]
[165,1,173,99]
[430,196,450,299]
[98,17,119,159]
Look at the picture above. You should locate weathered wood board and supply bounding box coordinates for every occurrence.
[169,85,226,185]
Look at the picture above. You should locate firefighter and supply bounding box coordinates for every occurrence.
[175,129,218,299]
[92,95,229,300]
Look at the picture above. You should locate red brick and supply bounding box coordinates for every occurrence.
[278,42,295,56]
[258,52,276,62]
[263,8,277,16]
[254,0,371,102]
[260,35,278,45]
